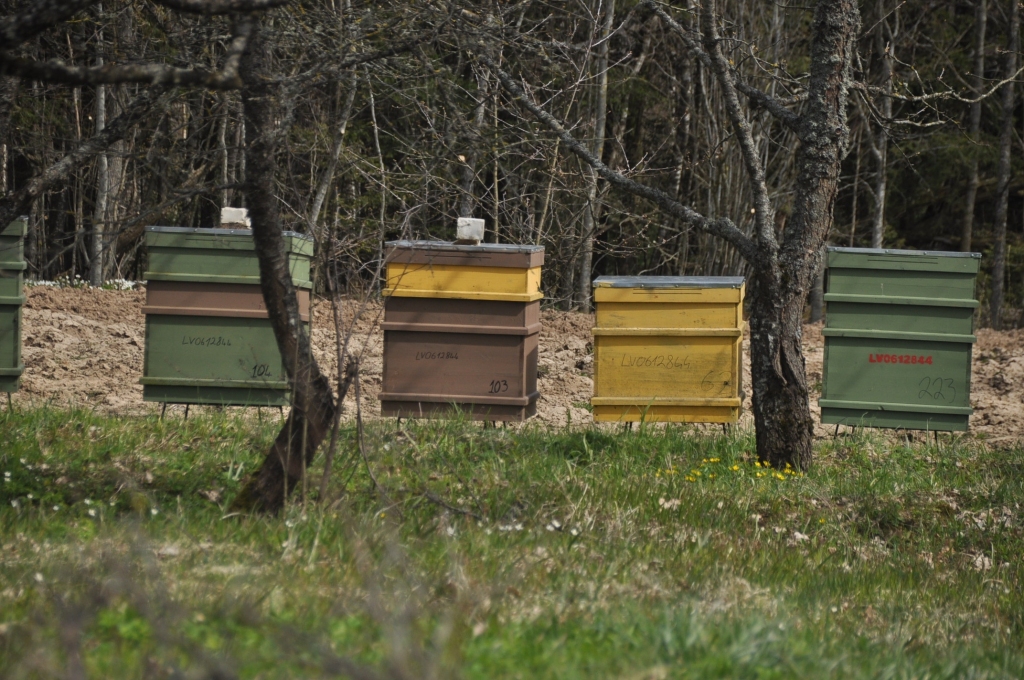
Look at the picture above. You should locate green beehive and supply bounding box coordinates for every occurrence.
[140,226,313,406]
[819,247,981,431]
[0,217,27,393]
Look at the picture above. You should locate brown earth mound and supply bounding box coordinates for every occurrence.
[13,287,1023,445]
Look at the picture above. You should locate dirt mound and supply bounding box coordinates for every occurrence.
[13,288,1023,445]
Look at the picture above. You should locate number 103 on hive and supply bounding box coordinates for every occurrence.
[590,276,745,423]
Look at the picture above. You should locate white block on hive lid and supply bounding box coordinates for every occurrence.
[456,217,484,244]
[220,207,251,227]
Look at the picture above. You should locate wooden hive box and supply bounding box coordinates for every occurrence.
[819,247,981,431]
[591,276,745,423]
[140,226,312,406]
[380,241,544,421]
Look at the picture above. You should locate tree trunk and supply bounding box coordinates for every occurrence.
[459,70,489,219]
[90,58,108,287]
[748,0,860,470]
[990,0,1018,330]
[809,252,825,323]
[870,1,893,249]
[578,0,614,310]
[961,0,986,253]
[231,19,343,513]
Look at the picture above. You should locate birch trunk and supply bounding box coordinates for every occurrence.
[990,0,1018,330]
[578,0,614,310]
[961,0,987,253]
[90,58,108,287]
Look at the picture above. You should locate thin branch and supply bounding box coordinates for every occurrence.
[152,0,290,15]
[700,0,777,258]
[0,0,96,51]
[477,53,757,262]
[644,0,803,135]
[0,16,253,89]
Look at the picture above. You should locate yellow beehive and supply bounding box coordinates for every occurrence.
[384,241,543,302]
[591,276,745,423]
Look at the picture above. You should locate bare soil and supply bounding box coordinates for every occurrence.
[14,287,1023,445]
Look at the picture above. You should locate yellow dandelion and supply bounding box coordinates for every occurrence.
[708,473,716,479]
[819,518,826,524]
[731,465,740,471]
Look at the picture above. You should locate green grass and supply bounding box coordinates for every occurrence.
[1,407,1022,678]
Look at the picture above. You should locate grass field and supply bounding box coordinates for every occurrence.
[1,407,1022,678]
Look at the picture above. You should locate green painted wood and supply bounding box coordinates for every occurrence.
[822,301,975,337]
[141,315,301,406]
[0,216,26,271]
[819,408,969,431]
[819,247,980,431]
[0,272,23,300]
[822,328,976,343]
[144,227,313,289]
[142,385,291,407]
[0,218,26,394]
[0,306,22,392]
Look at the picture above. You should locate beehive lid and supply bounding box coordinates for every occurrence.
[593,276,744,289]
[1,216,28,238]
[146,226,314,257]
[827,247,981,273]
[385,240,544,268]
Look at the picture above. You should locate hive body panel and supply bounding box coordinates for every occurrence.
[0,217,27,393]
[819,247,981,431]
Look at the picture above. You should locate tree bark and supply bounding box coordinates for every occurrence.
[231,18,344,513]
[809,253,825,323]
[990,0,1018,330]
[961,0,986,253]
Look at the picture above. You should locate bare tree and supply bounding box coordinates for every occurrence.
[481,0,860,469]
[0,0,431,512]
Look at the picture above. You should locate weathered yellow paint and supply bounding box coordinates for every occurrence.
[593,405,741,423]
[591,277,745,423]
[594,286,742,304]
[384,263,542,301]
[596,301,740,329]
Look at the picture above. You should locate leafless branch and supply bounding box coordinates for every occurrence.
[477,53,757,262]
[0,0,96,51]
[0,16,253,88]
[152,0,291,15]
[644,0,803,135]
[700,0,776,258]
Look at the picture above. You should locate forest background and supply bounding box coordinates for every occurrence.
[2,0,1022,324]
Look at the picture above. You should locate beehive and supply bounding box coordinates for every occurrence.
[0,217,27,393]
[140,226,312,406]
[379,241,543,421]
[591,276,745,423]
[819,247,981,431]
